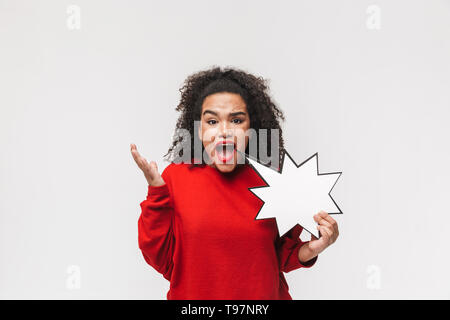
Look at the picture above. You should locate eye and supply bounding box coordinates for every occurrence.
[232,118,243,124]
[207,119,217,125]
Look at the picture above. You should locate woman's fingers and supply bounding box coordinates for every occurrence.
[314,213,333,229]
[319,211,338,228]
[318,225,332,244]
[316,225,329,243]
[141,157,150,172]
[317,211,339,235]
[131,144,144,169]
[131,144,150,171]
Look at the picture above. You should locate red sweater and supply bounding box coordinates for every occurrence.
[138,162,317,300]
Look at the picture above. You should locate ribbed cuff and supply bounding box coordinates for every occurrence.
[147,183,169,197]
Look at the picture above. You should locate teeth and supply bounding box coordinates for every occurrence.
[216,144,235,153]
[217,144,234,148]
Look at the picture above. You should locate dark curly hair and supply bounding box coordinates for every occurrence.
[164,66,285,168]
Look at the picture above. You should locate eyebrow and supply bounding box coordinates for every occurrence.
[202,110,247,117]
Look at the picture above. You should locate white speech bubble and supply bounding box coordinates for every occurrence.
[246,151,342,238]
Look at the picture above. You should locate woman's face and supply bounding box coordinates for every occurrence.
[198,92,251,173]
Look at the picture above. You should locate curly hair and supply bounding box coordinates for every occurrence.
[164,66,285,168]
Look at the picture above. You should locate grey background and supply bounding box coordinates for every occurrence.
[1,0,449,299]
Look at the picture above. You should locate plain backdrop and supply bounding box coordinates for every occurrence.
[1,0,449,299]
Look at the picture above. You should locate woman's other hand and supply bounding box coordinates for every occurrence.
[298,210,339,264]
[130,144,165,187]
[307,211,339,255]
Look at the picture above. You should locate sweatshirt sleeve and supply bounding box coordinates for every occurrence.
[275,224,317,273]
[137,165,175,281]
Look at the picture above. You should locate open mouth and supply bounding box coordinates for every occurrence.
[214,141,236,163]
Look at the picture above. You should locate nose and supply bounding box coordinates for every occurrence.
[218,122,233,139]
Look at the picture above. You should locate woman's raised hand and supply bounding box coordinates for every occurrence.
[130,144,165,187]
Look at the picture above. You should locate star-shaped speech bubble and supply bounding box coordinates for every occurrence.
[246,151,342,238]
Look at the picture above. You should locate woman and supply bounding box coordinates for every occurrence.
[131,66,339,299]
